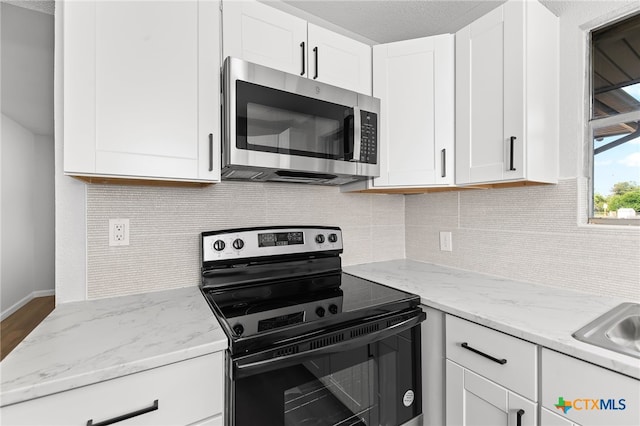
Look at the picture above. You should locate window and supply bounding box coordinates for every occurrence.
[589,13,640,225]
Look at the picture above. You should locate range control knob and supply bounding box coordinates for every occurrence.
[316,307,326,318]
[213,240,225,251]
[232,238,244,250]
[328,304,338,315]
[232,324,244,336]
[315,234,325,244]
[328,233,338,243]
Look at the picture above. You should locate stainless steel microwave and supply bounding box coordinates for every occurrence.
[222,57,380,185]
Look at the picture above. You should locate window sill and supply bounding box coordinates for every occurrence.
[588,217,640,226]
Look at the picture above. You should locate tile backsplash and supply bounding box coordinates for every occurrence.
[405,179,640,301]
[87,178,639,302]
[86,181,405,299]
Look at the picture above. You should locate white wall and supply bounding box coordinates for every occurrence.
[0,115,55,318]
[54,0,86,304]
[1,2,56,318]
[405,1,640,302]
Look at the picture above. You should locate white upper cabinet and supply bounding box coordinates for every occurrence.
[63,0,220,183]
[307,23,372,95]
[222,0,372,95]
[372,34,454,188]
[455,0,558,185]
[222,0,307,77]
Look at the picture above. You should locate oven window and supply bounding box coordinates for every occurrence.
[236,81,354,160]
[232,328,421,426]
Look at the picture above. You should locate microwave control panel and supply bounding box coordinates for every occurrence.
[360,110,378,164]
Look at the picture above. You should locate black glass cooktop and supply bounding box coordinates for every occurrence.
[201,272,420,354]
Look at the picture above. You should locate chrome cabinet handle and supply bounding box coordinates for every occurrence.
[87,400,159,426]
[461,342,507,365]
[313,46,318,79]
[441,149,446,178]
[509,136,517,171]
[300,42,305,76]
[516,409,525,426]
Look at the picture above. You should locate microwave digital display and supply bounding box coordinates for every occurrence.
[258,232,304,247]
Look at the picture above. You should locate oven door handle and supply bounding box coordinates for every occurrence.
[233,310,425,379]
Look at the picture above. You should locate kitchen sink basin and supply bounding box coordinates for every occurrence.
[573,302,640,359]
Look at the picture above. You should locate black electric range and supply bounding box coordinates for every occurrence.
[199,226,426,426]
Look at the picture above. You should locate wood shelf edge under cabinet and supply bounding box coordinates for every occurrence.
[70,175,215,188]
[344,180,555,194]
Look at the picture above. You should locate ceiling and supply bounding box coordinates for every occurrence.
[1,1,54,136]
[282,0,509,43]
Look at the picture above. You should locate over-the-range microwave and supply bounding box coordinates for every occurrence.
[222,57,380,185]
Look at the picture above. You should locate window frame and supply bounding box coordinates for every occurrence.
[587,12,640,226]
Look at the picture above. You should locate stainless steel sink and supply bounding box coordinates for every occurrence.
[573,302,640,359]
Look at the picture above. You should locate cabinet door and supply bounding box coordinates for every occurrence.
[0,353,224,425]
[446,360,536,426]
[372,35,454,187]
[222,0,307,76]
[541,408,581,426]
[541,348,639,426]
[63,1,219,182]
[307,23,371,94]
[455,1,524,184]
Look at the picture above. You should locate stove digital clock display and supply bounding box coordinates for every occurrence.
[258,232,304,247]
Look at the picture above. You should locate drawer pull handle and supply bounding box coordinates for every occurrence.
[461,342,507,365]
[516,408,525,426]
[86,399,159,426]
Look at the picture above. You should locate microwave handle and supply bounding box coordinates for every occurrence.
[351,107,361,162]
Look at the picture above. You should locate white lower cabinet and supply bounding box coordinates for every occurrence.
[0,352,224,425]
[541,348,639,426]
[446,360,536,426]
[188,414,224,426]
[542,407,581,426]
[445,314,537,426]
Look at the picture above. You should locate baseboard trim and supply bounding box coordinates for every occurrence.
[1,290,55,321]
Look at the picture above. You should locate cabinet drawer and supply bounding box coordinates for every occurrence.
[541,348,639,426]
[1,352,224,425]
[446,315,537,401]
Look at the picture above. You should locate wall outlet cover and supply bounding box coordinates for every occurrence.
[109,219,130,246]
[439,231,452,252]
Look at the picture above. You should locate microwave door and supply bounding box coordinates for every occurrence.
[237,81,352,161]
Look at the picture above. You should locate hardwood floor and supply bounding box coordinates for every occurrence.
[1,296,55,361]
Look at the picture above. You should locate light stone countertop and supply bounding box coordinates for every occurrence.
[0,286,227,407]
[344,259,640,380]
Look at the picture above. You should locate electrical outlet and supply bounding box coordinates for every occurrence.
[439,231,452,252]
[109,219,130,246]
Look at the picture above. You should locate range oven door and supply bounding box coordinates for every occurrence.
[223,57,380,182]
[228,309,424,426]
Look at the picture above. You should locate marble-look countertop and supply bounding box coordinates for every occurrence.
[0,286,227,407]
[344,259,640,380]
